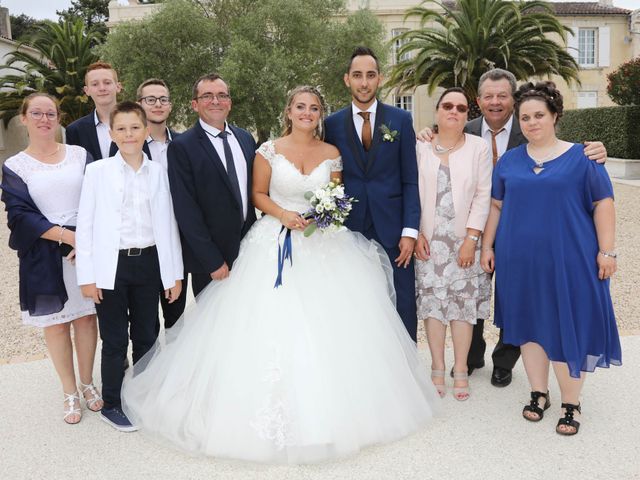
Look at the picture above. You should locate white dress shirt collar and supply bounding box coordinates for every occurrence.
[199,119,232,138]
[351,99,378,117]
[481,113,514,137]
[115,151,151,172]
[146,127,173,145]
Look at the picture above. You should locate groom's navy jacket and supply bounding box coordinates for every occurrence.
[167,121,256,276]
[325,101,420,340]
[324,102,420,248]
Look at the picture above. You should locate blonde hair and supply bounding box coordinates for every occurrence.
[281,85,327,140]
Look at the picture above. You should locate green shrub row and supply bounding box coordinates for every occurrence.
[557,105,640,159]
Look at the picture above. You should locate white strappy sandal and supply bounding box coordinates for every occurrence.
[63,391,82,424]
[80,382,103,412]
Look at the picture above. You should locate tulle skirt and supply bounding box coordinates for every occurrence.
[122,217,440,464]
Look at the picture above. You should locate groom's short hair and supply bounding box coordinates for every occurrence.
[347,46,379,73]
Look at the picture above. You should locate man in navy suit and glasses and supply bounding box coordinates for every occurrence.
[167,73,257,297]
[325,47,421,341]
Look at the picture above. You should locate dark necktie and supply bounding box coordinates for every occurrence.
[216,130,244,219]
[490,128,505,166]
[358,111,372,151]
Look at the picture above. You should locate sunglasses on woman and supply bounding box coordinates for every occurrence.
[440,102,468,113]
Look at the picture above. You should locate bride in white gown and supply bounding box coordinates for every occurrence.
[122,86,439,464]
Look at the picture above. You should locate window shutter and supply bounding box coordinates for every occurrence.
[567,26,579,61]
[599,26,610,67]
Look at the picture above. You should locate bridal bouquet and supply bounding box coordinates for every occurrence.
[302,181,357,237]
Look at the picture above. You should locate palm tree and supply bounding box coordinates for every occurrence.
[386,0,580,117]
[0,19,100,127]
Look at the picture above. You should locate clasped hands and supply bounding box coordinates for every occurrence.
[414,234,478,269]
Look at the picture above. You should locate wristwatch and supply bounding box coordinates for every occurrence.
[599,250,617,259]
[466,234,480,242]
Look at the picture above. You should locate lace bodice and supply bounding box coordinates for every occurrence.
[257,141,342,213]
[4,145,88,226]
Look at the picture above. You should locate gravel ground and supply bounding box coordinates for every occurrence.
[1,183,638,361]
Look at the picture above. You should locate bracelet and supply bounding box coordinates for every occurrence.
[58,226,66,246]
[599,250,617,259]
[467,234,479,242]
[481,247,494,251]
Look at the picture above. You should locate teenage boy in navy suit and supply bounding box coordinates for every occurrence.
[76,102,183,431]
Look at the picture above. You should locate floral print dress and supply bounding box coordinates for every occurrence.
[415,164,491,325]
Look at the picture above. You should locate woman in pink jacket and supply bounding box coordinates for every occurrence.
[414,88,492,401]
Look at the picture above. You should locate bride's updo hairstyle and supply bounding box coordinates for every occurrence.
[281,85,327,140]
[514,81,564,125]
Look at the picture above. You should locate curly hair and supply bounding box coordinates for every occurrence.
[514,81,564,124]
[281,85,327,140]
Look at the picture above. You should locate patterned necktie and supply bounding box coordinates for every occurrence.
[216,130,244,219]
[358,111,372,151]
[490,128,505,166]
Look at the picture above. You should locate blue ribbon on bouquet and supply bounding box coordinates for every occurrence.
[274,226,293,288]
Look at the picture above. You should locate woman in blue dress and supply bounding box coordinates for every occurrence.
[480,81,621,436]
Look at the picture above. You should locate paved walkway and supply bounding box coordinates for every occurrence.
[1,337,638,480]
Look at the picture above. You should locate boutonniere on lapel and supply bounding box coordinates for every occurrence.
[379,123,399,143]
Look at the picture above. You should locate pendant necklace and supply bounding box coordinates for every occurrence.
[529,140,559,172]
[434,135,463,154]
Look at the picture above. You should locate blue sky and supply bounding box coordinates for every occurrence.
[2,0,638,21]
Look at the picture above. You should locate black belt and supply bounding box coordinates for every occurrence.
[119,245,157,257]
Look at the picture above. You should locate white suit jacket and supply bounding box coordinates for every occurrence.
[76,153,183,290]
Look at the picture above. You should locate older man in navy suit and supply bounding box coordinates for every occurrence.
[167,73,257,297]
[325,47,420,341]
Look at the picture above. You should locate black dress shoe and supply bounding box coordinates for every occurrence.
[450,360,485,378]
[491,366,512,387]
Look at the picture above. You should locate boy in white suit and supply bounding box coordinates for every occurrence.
[76,102,183,431]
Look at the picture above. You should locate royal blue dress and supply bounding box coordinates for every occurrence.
[492,143,621,378]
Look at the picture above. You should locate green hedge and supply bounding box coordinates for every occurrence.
[557,105,640,159]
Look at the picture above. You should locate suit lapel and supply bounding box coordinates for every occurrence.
[229,124,252,199]
[365,102,385,173]
[87,112,102,159]
[344,107,367,172]
[507,118,526,149]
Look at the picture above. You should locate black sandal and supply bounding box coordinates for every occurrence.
[522,391,551,422]
[556,403,581,436]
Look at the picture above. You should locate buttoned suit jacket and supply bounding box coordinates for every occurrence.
[167,121,257,276]
[324,103,420,249]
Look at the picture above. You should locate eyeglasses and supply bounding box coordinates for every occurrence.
[195,93,231,103]
[28,111,58,120]
[139,95,171,106]
[440,102,468,113]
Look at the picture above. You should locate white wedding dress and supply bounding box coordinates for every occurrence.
[122,141,439,464]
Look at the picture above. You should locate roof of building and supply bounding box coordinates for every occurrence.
[440,1,631,16]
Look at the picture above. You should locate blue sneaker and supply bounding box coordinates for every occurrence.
[100,406,139,432]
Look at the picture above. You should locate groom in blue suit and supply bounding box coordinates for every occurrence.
[325,47,420,341]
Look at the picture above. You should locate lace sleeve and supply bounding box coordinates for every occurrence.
[256,141,276,166]
[329,157,343,173]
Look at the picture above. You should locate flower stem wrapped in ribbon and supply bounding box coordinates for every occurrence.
[273,181,357,288]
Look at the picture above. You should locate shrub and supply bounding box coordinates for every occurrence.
[557,106,640,159]
[607,57,640,106]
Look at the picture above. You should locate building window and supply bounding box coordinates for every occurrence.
[395,95,414,114]
[578,28,597,67]
[391,28,409,63]
[577,91,598,109]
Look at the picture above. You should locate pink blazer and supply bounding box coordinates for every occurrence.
[417,133,492,241]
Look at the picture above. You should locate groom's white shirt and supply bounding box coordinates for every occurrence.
[76,152,183,290]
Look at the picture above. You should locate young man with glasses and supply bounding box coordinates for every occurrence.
[167,73,256,296]
[136,78,187,328]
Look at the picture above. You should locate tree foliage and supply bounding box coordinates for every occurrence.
[386,0,580,115]
[607,57,640,106]
[9,14,51,42]
[57,0,109,39]
[100,0,386,142]
[0,20,100,127]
